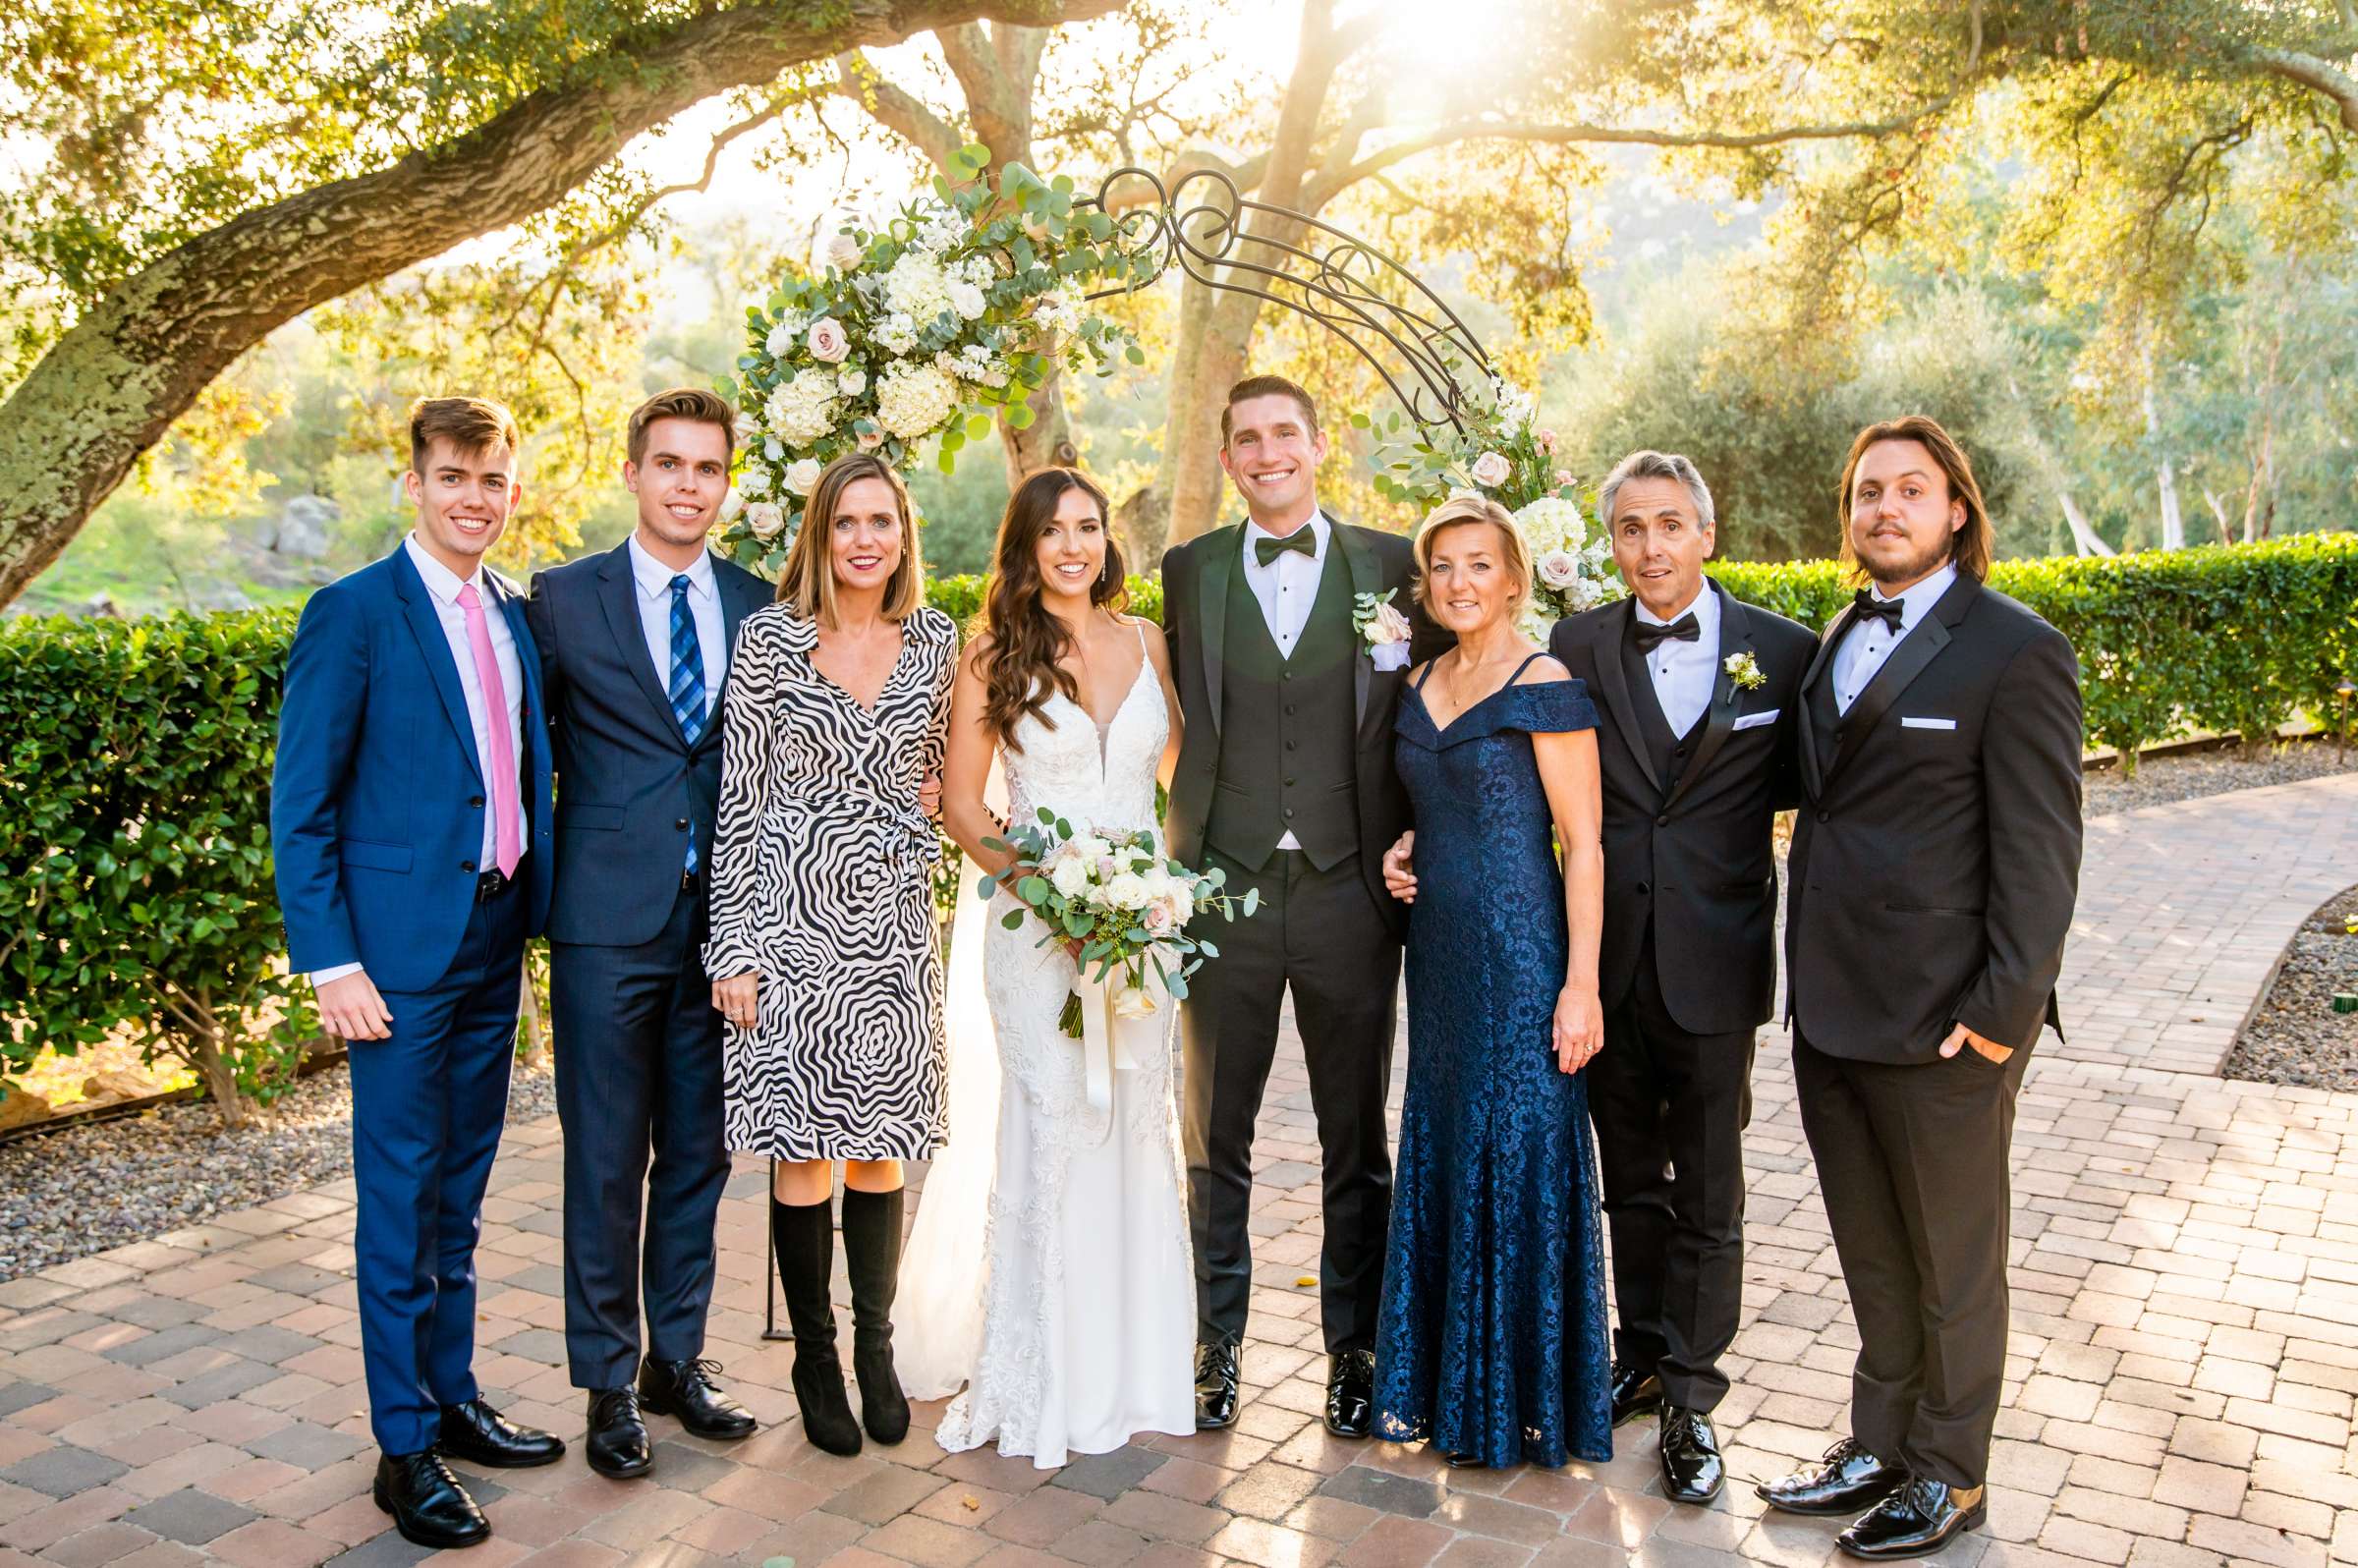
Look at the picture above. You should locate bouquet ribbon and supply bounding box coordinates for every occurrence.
[1072,963,1162,1148]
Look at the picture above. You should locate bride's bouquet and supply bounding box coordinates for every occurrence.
[982,810,1261,1038]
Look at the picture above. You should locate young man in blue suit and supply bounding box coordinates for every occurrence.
[272,396,563,1550]
[524,389,767,1478]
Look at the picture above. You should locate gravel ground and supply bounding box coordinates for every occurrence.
[0,1057,556,1282]
[2223,883,2358,1092]
[2083,737,2357,816]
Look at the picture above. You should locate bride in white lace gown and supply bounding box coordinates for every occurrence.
[893,468,1197,1467]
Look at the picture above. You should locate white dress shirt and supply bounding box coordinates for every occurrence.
[1634,582,1720,738]
[309,538,526,988]
[1831,560,1957,714]
[1239,509,1332,850]
[628,534,725,720]
[1240,510,1331,659]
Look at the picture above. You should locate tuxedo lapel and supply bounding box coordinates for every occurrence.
[598,544,691,750]
[1332,518,1383,742]
[1659,583,1749,814]
[1196,527,1237,736]
[1796,603,1856,802]
[1823,576,1979,789]
[391,547,484,785]
[1588,600,1662,794]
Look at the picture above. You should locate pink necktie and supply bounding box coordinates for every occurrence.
[457,583,522,877]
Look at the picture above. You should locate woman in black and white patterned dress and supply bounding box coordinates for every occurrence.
[704,452,954,1459]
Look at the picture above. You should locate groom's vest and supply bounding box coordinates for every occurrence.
[1204,541,1360,872]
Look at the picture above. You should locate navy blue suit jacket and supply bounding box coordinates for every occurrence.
[525,542,770,948]
[272,544,555,992]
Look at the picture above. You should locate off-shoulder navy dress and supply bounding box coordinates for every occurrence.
[1373,653,1613,1468]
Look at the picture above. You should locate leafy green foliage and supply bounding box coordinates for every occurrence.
[1710,533,2358,760]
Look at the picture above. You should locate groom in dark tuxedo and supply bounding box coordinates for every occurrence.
[1161,375,1448,1436]
[1760,416,2080,1559]
[1539,451,1814,1504]
[525,389,767,1479]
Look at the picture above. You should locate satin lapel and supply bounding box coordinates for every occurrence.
[391,547,484,785]
[1334,520,1382,743]
[599,545,690,749]
[1796,604,1854,802]
[1197,527,1236,736]
[1660,585,1748,814]
[1823,578,1978,789]
[1588,600,1661,794]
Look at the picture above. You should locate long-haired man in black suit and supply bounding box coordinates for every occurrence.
[1758,416,2081,1559]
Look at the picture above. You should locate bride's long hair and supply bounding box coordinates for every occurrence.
[976,467,1125,750]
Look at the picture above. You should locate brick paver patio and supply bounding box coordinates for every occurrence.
[3,773,2356,1568]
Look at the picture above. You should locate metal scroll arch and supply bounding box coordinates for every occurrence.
[1080,164,1495,438]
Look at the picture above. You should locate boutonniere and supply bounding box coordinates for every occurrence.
[1723,651,1766,692]
[1354,589,1412,672]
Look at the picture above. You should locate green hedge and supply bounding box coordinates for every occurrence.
[5,545,2349,1109]
[1711,533,2358,761]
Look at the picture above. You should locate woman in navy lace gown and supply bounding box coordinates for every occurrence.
[1374,493,1611,1469]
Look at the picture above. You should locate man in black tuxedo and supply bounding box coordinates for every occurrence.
[1161,375,1449,1437]
[525,389,768,1479]
[1538,451,1814,1503]
[1759,416,2081,1559]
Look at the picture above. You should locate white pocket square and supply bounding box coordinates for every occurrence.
[1732,708,1779,731]
[1900,716,1957,731]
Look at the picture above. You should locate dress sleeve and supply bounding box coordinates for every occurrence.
[702,614,778,981]
[1508,678,1599,736]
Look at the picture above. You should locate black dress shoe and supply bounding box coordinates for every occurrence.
[1837,1478,1985,1559]
[1657,1405,1725,1504]
[437,1398,565,1469]
[639,1358,757,1441]
[584,1387,653,1479]
[1194,1340,1240,1430]
[1758,1436,1908,1516]
[1324,1348,1376,1439]
[373,1449,489,1549]
[1608,1359,1663,1427]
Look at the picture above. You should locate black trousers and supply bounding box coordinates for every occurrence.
[1591,942,1756,1413]
[1793,1031,2029,1488]
[1182,847,1400,1355]
[552,878,731,1389]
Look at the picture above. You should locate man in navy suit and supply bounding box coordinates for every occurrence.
[273,396,564,1550]
[524,389,767,1478]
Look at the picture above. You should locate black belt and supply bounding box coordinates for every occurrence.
[476,867,517,901]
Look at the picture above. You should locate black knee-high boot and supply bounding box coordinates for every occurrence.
[770,1197,861,1456]
[839,1186,911,1444]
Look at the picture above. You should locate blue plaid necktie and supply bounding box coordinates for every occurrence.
[668,574,706,871]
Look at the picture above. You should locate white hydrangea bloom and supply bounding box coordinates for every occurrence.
[764,372,840,448]
[875,312,920,356]
[884,251,955,324]
[874,362,960,440]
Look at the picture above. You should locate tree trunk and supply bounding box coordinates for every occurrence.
[2141,338,2183,549]
[2057,490,2115,557]
[2203,487,2234,544]
[0,0,1119,606]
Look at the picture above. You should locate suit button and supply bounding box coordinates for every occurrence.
[1283,807,1296,819]
[1285,739,1297,751]
[1817,810,1830,822]
[469,795,483,808]
[1637,881,1651,895]
[1656,814,1669,827]
[1285,704,1297,716]
[1284,776,1296,787]
[1282,671,1293,682]
[461,860,477,872]
[1674,746,1687,757]
[675,817,689,830]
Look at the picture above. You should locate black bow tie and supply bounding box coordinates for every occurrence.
[1632,612,1701,652]
[1850,588,1905,634]
[1254,530,1317,567]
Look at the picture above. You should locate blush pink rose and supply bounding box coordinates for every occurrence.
[807,317,851,364]
[1470,451,1512,488]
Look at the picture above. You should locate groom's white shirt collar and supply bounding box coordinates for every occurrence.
[1633,579,1719,637]
[1241,508,1331,563]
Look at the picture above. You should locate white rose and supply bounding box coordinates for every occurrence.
[718,486,744,523]
[1048,857,1091,897]
[745,502,786,541]
[807,317,850,364]
[835,367,867,397]
[948,280,987,320]
[765,321,797,357]
[825,232,864,272]
[1471,450,1512,488]
[732,412,761,446]
[1537,549,1580,588]
[1104,872,1151,911]
[783,458,824,496]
